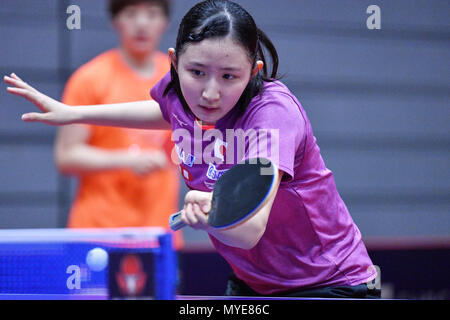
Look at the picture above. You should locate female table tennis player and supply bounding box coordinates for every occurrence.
[4,0,380,298]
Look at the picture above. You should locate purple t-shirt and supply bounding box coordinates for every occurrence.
[151,72,376,294]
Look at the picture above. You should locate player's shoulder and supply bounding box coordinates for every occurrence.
[262,80,297,102]
[248,80,303,116]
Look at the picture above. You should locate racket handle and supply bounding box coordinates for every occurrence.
[169,211,186,231]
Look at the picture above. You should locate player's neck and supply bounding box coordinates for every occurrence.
[118,47,155,78]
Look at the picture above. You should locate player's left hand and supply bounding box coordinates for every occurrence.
[4,73,76,125]
[181,190,212,230]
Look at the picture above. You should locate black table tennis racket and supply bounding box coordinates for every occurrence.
[169,157,278,231]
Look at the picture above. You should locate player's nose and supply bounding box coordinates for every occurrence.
[201,81,220,103]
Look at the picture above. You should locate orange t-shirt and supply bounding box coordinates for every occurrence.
[62,49,182,248]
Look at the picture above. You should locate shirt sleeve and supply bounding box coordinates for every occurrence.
[61,64,102,133]
[243,92,306,181]
[150,71,173,123]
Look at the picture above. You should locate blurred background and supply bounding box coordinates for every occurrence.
[0,0,449,299]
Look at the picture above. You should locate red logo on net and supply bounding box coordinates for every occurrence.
[116,254,147,296]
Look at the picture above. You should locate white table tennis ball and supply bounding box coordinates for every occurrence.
[86,247,109,272]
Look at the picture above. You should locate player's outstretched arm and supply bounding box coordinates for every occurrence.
[4,73,77,125]
[4,73,169,130]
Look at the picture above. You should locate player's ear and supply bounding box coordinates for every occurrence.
[251,60,264,78]
[168,48,178,72]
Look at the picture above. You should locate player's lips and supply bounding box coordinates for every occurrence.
[198,105,219,113]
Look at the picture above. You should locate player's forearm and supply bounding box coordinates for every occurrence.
[72,100,170,130]
[178,190,263,248]
[206,172,282,250]
[207,213,269,250]
[55,144,133,175]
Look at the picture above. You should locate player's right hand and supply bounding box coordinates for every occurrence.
[181,190,213,230]
[4,73,76,125]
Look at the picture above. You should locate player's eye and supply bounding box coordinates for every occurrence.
[223,74,235,80]
[190,69,205,77]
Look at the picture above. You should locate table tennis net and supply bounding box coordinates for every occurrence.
[0,228,171,295]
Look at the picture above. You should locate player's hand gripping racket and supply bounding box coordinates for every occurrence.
[169,157,278,231]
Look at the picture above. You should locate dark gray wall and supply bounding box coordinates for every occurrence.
[0,1,448,244]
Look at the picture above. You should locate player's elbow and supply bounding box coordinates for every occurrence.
[238,225,266,250]
[230,216,268,250]
[208,218,267,250]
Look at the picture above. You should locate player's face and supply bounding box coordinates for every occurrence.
[176,36,257,124]
[113,3,168,57]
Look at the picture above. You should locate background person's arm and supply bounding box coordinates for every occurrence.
[54,125,167,176]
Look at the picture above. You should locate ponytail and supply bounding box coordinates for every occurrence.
[256,27,279,81]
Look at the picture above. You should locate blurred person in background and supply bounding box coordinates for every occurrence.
[54,0,183,249]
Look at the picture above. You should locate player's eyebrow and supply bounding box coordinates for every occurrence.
[187,61,242,72]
